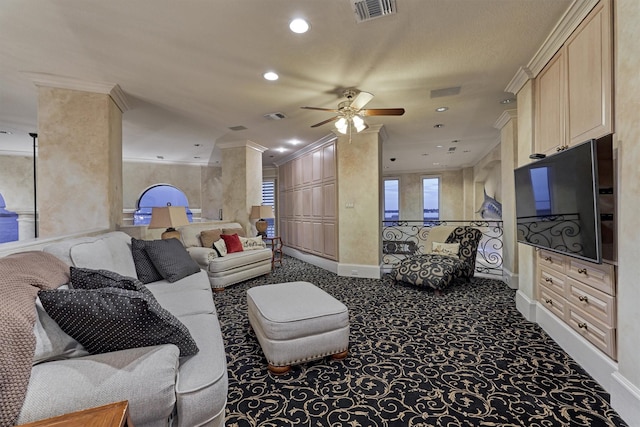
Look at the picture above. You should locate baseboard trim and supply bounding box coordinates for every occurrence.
[337,263,381,279]
[282,247,338,274]
[516,290,536,322]
[611,372,640,426]
[502,267,519,290]
[536,304,617,393]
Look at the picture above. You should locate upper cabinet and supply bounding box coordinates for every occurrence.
[535,0,613,155]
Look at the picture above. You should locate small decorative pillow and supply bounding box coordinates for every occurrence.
[431,242,460,258]
[222,228,246,238]
[239,236,266,251]
[131,238,164,284]
[143,238,201,283]
[213,239,227,257]
[220,233,243,254]
[199,229,222,249]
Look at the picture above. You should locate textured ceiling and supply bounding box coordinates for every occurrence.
[0,0,573,172]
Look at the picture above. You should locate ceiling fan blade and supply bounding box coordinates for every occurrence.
[361,108,406,116]
[311,116,340,128]
[301,106,339,112]
[350,91,374,110]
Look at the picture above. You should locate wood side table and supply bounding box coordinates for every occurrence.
[264,236,283,270]
[17,401,133,427]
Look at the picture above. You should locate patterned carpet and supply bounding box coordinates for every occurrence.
[213,256,626,427]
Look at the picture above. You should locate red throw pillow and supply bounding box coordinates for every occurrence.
[220,233,243,254]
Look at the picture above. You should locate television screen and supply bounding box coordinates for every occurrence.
[514,139,602,263]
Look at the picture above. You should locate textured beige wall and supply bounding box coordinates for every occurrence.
[221,144,262,234]
[615,0,640,391]
[37,87,122,237]
[0,155,34,212]
[499,116,517,275]
[201,165,222,220]
[386,169,464,221]
[337,129,382,266]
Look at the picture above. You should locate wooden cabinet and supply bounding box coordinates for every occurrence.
[535,0,613,155]
[537,249,617,359]
[279,141,338,260]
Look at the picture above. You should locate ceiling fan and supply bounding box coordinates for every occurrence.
[301,89,405,137]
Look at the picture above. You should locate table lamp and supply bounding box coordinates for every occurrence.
[148,205,190,240]
[250,205,274,238]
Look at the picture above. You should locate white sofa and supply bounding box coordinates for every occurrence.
[177,222,272,291]
[10,231,228,427]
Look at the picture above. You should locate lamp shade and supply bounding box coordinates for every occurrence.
[250,205,275,220]
[148,206,190,229]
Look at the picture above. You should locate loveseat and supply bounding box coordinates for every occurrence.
[2,231,228,427]
[176,222,272,291]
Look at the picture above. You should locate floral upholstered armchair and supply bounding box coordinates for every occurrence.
[392,226,483,294]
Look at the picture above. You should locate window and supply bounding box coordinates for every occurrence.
[422,177,440,222]
[133,184,193,225]
[384,178,399,222]
[262,179,276,237]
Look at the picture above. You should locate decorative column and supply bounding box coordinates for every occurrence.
[336,124,384,279]
[33,76,128,237]
[494,109,518,290]
[218,140,267,235]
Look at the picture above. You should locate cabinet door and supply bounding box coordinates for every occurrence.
[535,52,565,155]
[566,0,613,145]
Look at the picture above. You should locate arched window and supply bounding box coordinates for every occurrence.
[133,184,193,225]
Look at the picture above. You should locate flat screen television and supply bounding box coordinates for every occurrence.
[514,137,614,264]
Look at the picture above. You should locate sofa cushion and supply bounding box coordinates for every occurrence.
[131,238,164,284]
[18,345,180,426]
[38,287,199,357]
[143,238,201,283]
[207,249,272,273]
[146,271,217,318]
[199,229,222,249]
[70,239,115,272]
[220,234,243,254]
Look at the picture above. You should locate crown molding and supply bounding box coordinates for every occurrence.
[216,140,268,153]
[21,72,130,112]
[494,109,518,130]
[504,0,599,94]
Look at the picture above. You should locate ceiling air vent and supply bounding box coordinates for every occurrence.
[430,86,462,99]
[351,0,396,23]
[228,125,247,131]
[263,112,287,121]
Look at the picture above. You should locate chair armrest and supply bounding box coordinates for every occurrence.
[186,247,217,267]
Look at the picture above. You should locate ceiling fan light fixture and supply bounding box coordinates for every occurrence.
[335,117,348,134]
[352,115,366,132]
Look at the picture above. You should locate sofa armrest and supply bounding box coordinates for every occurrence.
[186,247,217,267]
[17,345,180,426]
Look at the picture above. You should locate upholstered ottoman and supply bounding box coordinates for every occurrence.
[247,281,349,374]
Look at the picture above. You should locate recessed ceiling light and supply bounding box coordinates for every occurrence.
[434,123,444,128]
[451,139,460,143]
[194,156,201,159]
[0,130,12,135]
[433,162,440,166]
[500,98,516,104]
[277,147,287,153]
[289,18,310,34]
[263,71,279,81]
[435,107,448,112]
[436,145,443,148]
[288,139,301,145]
[194,143,201,147]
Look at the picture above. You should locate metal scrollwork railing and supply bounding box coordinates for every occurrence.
[382,220,504,277]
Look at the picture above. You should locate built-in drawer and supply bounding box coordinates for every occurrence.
[566,277,615,327]
[566,305,616,359]
[538,283,568,321]
[538,250,566,274]
[566,259,615,296]
[538,265,567,297]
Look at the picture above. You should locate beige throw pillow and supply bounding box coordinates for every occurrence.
[213,239,227,257]
[199,229,222,248]
[222,228,246,238]
[431,242,460,258]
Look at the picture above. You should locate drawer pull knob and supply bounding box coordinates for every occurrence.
[545,299,553,305]
[544,256,552,262]
[578,322,588,330]
[578,295,589,303]
[577,268,588,275]
[545,277,553,283]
